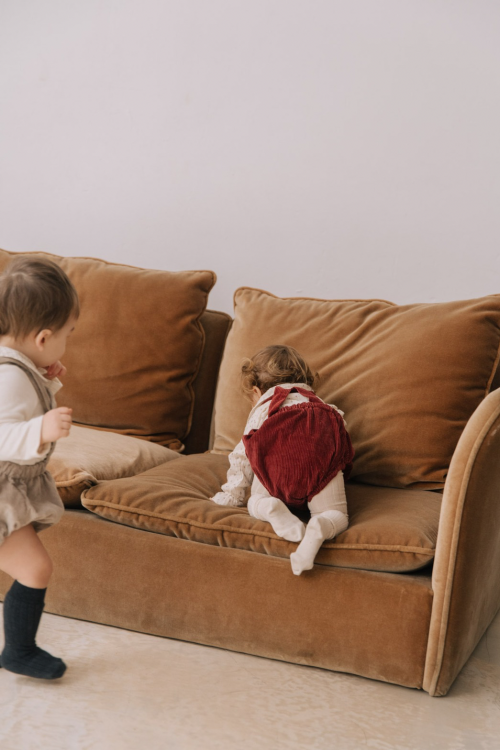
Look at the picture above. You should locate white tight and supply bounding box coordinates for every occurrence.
[247,472,349,575]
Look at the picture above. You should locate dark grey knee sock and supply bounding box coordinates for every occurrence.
[1,580,66,679]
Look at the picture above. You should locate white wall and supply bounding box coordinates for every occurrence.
[1,1,499,314]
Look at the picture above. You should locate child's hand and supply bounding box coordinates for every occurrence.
[45,361,67,380]
[40,407,73,446]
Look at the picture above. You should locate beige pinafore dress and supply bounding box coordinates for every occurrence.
[0,357,64,546]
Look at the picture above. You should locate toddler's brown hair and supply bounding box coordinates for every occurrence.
[241,345,316,397]
[0,257,80,339]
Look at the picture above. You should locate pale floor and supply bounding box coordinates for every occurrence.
[0,606,499,750]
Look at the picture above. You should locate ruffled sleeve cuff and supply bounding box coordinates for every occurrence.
[211,491,245,508]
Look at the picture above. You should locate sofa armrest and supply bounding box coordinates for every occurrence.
[423,387,500,696]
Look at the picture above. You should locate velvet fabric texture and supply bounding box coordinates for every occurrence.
[81,453,441,573]
[183,310,232,455]
[0,249,216,450]
[424,387,500,696]
[48,425,182,507]
[0,511,434,689]
[0,246,497,694]
[213,288,500,489]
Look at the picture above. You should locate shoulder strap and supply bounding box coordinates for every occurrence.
[292,386,324,404]
[0,357,54,413]
[268,386,323,417]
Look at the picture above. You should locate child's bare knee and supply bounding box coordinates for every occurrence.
[25,552,53,588]
[38,554,53,583]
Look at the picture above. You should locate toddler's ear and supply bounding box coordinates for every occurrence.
[35,328,53,350]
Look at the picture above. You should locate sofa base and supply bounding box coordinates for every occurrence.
[0,511,433,690]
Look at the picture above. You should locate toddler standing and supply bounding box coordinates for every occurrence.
[0,257,78,679]
[212,345,354,575]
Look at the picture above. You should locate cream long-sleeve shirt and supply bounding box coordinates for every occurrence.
[212,382,345,507]
[0,347,62,465]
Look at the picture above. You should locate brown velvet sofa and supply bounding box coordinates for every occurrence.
[1,249,500,697]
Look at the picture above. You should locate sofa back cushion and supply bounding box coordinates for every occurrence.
[0,249,215,450]
[213,288,500,489]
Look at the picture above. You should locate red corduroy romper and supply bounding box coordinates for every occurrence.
[242,386,354,513]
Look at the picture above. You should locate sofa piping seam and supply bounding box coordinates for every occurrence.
[80,498,435,554]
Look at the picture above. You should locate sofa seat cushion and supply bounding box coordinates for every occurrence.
[81,454,441,573]
[48,425,182,508]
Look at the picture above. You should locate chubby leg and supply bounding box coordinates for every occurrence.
[0,522,53,589]
[247,476,305,542]
[0,524,66,679]
[290,472,349,575]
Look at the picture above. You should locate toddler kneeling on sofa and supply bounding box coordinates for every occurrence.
[211,345,354,575]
